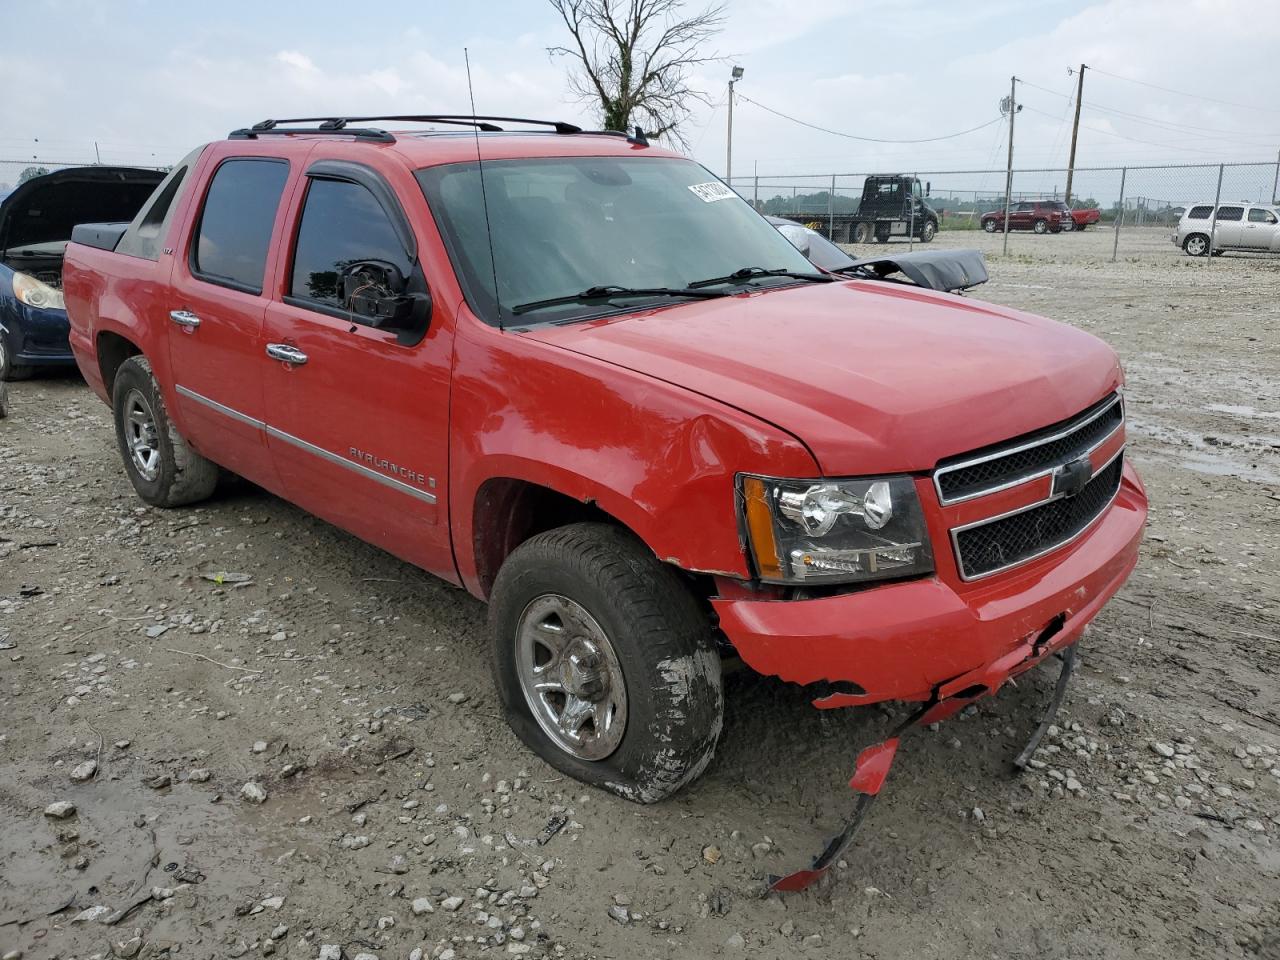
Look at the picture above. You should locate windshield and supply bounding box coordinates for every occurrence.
[416,156,817,325]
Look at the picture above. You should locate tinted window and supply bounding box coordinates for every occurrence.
[1187,205,1213,220]
[1216,205,1244,222]
[1248,207,1277,223]
[289,178,410,311]
[1015,202,1031,212]
[193,159,289,293]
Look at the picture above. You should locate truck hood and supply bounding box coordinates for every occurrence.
[0,166,164,255]
[526,281,1122,476]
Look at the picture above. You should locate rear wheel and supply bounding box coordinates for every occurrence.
[983,218,998,233]
[1183,233,1209,257]
[489,522,723,803]
[112,356,219,507]
[852,222,872,244]
[1033,218,1049,234]
[874,223,891,243]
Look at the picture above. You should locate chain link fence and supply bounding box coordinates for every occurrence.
[729,160,1280,264]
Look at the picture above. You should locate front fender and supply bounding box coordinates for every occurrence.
[449,318,818,597]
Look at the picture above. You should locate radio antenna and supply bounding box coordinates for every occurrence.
[465,48,504,333]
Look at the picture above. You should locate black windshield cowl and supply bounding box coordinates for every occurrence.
[688,266,835,289]
[512,285,731,316]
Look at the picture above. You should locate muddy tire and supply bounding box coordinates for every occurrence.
[0,333,33,382]
[112,355,219,508]
[1033,218,1049,234]
[1183,233,1209,257]
[489,522,723,803]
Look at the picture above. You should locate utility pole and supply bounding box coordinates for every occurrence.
[726,65,743,183]
[94,141,102,165]
[1002,76,1019,256]
[1272,147,1279,204]
[1064,64,1086,207]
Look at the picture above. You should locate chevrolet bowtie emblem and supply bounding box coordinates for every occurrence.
[1051,455,1093,498]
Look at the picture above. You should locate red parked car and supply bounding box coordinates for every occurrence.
[62,115,1145,886]
[982,200,1073,234]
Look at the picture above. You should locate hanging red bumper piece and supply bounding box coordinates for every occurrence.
[766,642,1080,894]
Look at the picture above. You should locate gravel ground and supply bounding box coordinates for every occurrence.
[2,234,1279,960]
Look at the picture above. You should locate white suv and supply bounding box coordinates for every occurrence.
[1174,202,1280,256]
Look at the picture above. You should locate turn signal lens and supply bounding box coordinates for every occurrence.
[742,476,782,580]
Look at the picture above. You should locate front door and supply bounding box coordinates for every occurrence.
[1244,206,1280,250]
[1010,202,1033,230]
[261,162,455,578]
[168,156,292,486]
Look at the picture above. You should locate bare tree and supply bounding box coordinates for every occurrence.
[548,0,725,146]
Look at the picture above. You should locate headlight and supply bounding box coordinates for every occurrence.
[739,474,934,585]
[12,272,65,310]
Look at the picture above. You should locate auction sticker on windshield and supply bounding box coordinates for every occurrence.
[688,181,737,203]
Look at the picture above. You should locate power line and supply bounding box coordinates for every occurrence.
[735,93,1004,143]
[1017,78,1280,139]
[1020,104,1241,157]
[1089,65,1280,116]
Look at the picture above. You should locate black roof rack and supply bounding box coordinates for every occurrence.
[231,115,588,144]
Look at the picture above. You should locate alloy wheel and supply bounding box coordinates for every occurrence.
[124,388,161,481]
[515,593,628,761]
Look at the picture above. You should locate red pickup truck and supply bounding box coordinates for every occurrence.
[1068,205,1102,230]
[63,117,1146,837]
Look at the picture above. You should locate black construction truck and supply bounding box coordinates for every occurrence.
[781,175,939,245]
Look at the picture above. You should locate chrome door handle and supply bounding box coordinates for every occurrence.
[169,310,201,329]
[266,343,308,366]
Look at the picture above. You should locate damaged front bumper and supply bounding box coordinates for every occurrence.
[713,462,1145,893]
[712,462,1146,709]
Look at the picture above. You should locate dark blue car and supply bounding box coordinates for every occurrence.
[1,166,163,380]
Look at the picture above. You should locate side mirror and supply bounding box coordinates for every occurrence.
[925,181,931,195]
[341,260,430,334]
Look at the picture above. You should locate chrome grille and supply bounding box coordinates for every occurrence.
[935,393,1123,504]
[952,452,1124,580]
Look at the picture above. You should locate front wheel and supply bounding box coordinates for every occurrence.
[0,333,33,382]
[1183,233,1209,257]
[983,218,998,233]
[920,220,937,242]
[1033,218,1049,234]
[489,523,723,803]
[112,356,219,507]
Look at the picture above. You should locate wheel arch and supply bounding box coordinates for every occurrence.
[96,329,143,398]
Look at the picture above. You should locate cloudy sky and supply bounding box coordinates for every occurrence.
[3,0,1279,198]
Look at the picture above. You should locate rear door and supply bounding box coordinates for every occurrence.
[168,155,294,486]
[1213,205,1245,248]
[1244,206,1279,250]
[260,158,455,577]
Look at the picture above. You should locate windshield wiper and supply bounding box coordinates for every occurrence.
[688,266,835,289]
[512,284,730,316]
